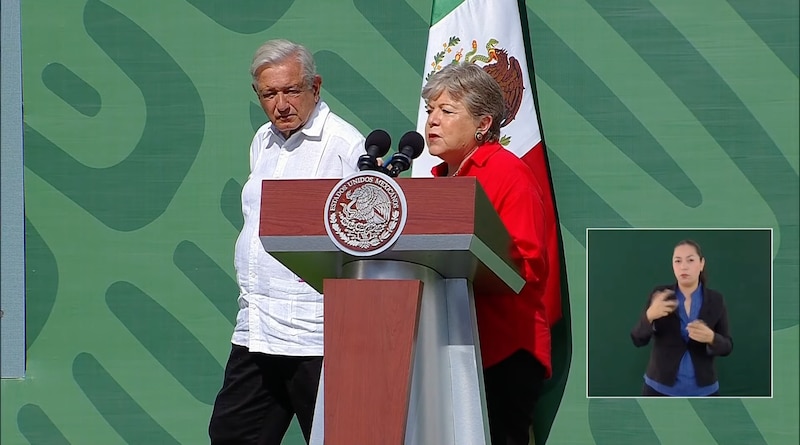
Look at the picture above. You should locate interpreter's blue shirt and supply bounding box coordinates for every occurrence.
[644,284,719,396]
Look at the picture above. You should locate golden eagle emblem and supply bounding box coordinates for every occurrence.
[324,172,408,256]
[426,37,525,143]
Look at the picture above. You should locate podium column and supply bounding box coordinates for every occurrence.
[311,259,490,445]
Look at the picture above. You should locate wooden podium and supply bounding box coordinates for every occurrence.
[260,177,524,445]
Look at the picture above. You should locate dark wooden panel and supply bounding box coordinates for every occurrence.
[260,177,479,236]
[323,278,423,445]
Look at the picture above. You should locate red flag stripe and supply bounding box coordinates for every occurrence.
[522,141,562,326]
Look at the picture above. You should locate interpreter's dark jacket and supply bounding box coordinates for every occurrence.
[630,284,733,387]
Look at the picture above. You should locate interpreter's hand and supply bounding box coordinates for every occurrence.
[646,290,678,322]
[687,319,715,344]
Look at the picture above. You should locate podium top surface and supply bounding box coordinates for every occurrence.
[259,177,524,294]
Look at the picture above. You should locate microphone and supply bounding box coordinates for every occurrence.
[386,131,424,177]
[357,129,392,171]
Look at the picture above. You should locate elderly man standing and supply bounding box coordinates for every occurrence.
[209,39,365,445]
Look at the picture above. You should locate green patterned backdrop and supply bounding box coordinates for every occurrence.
[2,0,797,444]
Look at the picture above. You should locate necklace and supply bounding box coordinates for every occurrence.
[450,146,479,177]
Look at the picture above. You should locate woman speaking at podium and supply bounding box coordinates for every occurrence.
[422,62,551,445]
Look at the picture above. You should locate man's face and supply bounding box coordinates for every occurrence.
[253,57,321,138]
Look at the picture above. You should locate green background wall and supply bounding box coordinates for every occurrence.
[587,229,772,397]
[2,0,798,444]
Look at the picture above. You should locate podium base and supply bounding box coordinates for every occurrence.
[310,259,490,445]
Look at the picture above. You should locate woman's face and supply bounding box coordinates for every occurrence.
[672,244,705,287]
[424,91,482,166]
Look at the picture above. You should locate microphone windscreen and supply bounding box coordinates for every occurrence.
[365,129,392,157]
[398,131,425,158]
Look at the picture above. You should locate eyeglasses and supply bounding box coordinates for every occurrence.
[258,85,309,101]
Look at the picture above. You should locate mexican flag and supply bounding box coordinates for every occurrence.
[412,0,564,330]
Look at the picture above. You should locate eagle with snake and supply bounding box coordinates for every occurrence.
[465,39,524,128]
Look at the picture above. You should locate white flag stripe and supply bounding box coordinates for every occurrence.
[413,0,542,177]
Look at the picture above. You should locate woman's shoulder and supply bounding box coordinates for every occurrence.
[483,144,537,182]
[702,286,726,300]
[485,143,525,165]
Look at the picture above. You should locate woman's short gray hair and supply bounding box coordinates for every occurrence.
[421,62,506,142]
[250,39,317,88]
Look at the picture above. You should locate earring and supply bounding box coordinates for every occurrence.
[474,131,484,142]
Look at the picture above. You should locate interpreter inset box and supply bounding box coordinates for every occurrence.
[586,228,772,398]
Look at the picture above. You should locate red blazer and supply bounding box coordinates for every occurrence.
[433,142,552,377]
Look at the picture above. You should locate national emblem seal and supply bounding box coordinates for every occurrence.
[324,171,407,256]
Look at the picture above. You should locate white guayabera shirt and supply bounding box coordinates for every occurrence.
[231,101,365,356]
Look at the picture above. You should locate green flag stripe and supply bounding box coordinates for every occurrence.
[431,0,464,25]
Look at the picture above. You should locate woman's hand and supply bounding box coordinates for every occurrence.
[646,290,678,322]
[687,319,715,344]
